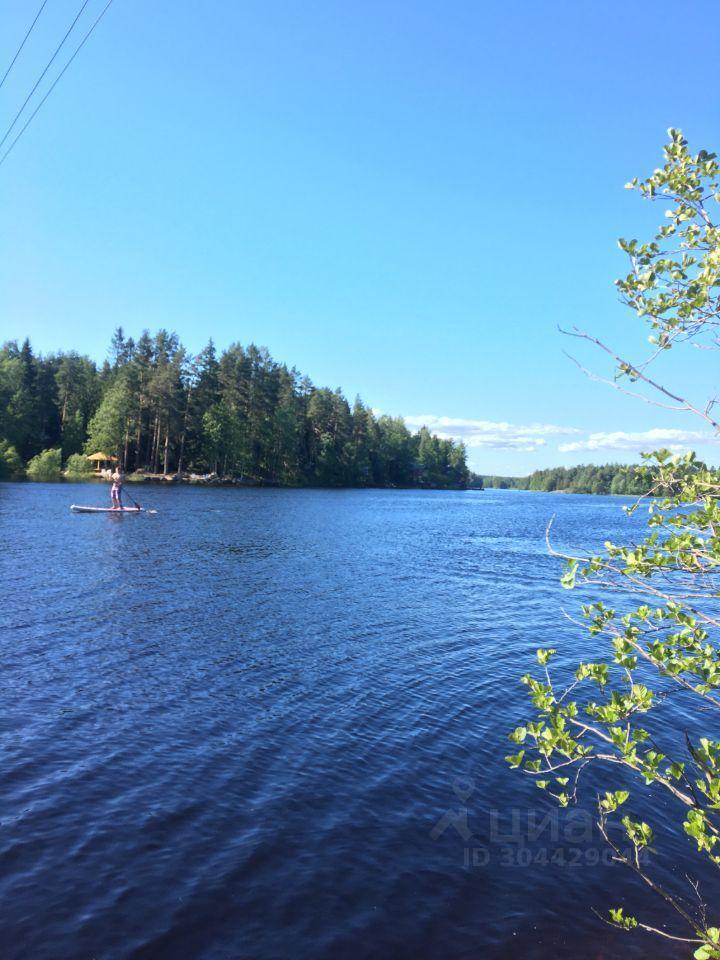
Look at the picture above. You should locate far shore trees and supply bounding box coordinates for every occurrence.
[0,333,469,490]
[509,131,720,956]
[480,463,654,495]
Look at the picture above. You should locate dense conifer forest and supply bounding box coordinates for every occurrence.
[0,330,469,488]
[478,463,653,495]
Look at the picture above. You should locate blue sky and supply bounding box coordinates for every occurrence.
[0,0,718,474]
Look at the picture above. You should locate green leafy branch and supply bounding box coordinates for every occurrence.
[509,131,720,954]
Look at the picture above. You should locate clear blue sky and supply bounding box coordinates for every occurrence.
[1,0,718,473]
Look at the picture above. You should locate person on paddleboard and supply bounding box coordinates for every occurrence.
[110,466,124,510]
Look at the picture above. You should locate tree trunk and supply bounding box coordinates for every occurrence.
[145,409,155,467]
[152,415,160,473]
[136,413,143,470]
[177,390,190,475]
[136,391,145,469]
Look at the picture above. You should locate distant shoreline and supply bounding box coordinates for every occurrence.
[9,475,471,492]
[476,463,653,497]
[2,476,641,496]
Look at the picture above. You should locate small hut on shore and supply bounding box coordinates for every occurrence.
[87,452,118,474]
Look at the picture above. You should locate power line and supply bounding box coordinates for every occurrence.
[0,0,92,153]
[0,0,114,169]
[0,0,51,92]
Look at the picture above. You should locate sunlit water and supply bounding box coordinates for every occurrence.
[0,483,707,958]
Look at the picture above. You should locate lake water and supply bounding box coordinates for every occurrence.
[0,483,703,958]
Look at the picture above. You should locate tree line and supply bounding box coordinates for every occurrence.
[0,329,469,488]
[478,463,653,495]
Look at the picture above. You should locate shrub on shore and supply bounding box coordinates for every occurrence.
[64,453,94,477]
[26,448,63,482]
[0,441,25,480]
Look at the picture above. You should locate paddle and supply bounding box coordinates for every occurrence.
[116,481,141,511]
[122,489,142,510]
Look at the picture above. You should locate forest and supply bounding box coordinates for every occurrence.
[0,330,469,488]
[479,463,653,495]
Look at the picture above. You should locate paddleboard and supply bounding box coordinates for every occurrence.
[70,505,146,513]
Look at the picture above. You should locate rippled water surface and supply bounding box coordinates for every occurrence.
[0,483,701,958]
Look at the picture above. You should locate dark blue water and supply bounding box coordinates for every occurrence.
[0,483,702,958]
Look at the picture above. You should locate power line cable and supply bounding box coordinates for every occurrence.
[0,0,92,152]
[0,0,113,169]
[0,0,51,92]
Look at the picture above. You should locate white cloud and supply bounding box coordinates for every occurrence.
[402,415,580,452]
[559,428,719,454]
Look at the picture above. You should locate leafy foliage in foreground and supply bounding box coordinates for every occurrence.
[510,130,720,955]
[0,333,468,488]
